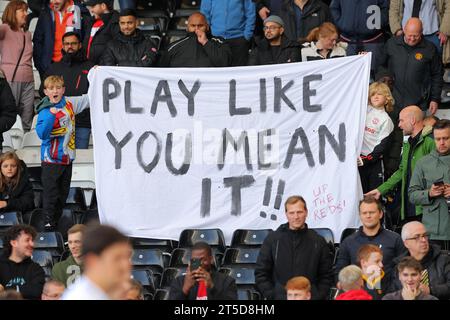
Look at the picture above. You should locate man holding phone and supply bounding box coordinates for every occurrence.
[169,242,237,300]
[409,119,450,249]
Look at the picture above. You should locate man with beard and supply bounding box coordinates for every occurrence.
[248,15,301,65]
[100,9,158,67]
[40,32,94,149]
[158,12,232,68]
[33,0,83,79]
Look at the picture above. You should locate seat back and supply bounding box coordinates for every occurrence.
[131,249,166,274]
[340,228,358,243]
[219,267,256,286]
[179,228,226,253]
[34,232,65,257]
[31,249,54,268]
[222,248,260,266]
[312,228,335,254]
[231,229,272,247]
[131,269,156,294]
[153,288,170,300]
[160,267,185,289]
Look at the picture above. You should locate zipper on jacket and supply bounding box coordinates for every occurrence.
[76,75,81,90]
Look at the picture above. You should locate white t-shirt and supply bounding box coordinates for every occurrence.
[361,105,394,156]
[61,275,110,300]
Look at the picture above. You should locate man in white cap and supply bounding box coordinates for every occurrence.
[248,15,301,65]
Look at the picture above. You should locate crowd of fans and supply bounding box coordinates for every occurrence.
[0,0,449,301]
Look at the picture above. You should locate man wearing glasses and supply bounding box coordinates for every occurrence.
[389,221,450,300]
[248,15,301,65]
[40,31,94,149]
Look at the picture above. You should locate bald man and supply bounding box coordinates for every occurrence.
[389,222,450,300]
[366,105,435,225]
[379,18,443,115]
[158,12,232,67]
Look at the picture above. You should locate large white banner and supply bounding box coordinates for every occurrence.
[88,54,370,244]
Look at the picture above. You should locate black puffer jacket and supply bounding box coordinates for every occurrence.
[41,50,94,128]
[158,33,232,67]
[0,161,34,213]
[279,0,332,41]
[0,75,17,146]
[100,29,158,67]
[248,34,301,65]
[83,11,120,65]
[255,223,334,300]
[389,245,450,300]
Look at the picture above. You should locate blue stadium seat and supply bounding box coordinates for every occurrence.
[0,211,23,234]
[179,228,226,253]
[131,248,168,275]
[222,248,260,266]
[131,269,156,294]
[231,229,272,247]
[34,232,65,260]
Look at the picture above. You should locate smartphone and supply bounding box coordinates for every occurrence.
[190,258,202,271]
[434,178,444,187]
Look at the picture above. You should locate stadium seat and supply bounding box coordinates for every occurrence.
[237,289,253,300]
[169,9,196,31]
[131,269,156,294]
[28,208,46,232]
[231,229,272,247]
[64,187,87,212]
[219,266,256,287]
[154,288,170,300]
[131,248,167,275]
[131,237,177,253]
[161,29,187,50]
[141,30,163,50]
[56,208,77,241]
[77,209,99,225]
[221,248,260,266]
[179,228,226,253]
[312,228,335,252]
[15,148,41,168]
[136,10,170,34]
[2,115,24,150]
[21,130,41,149]
[169,248,191,267]
[160,267,185,289]
[31,249,54,269]
[0,211,23,234]
[34,232,65,259]
[179,0,201,9]
[340,228,358,243]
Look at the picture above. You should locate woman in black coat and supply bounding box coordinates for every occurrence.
[0,151,34,213]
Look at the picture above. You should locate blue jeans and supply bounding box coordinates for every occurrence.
[75,127,91,149]
[424,33,443,55]
[119,0,136,9]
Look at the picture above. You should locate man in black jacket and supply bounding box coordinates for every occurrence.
[0,225,45,300]
[278,0,332,41]
[389,221,450,300]
[248,15,301,65]
[158,12,232,68]
[83,0,120,65]
[255,195,334,300]
[379,18,443,115]
[169,242,237,300]
[100,9,158,67]
[0,72,18,152]
[41,32,94,149]
[335,197,406,279]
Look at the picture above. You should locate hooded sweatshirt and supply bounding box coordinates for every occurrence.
[0,254,45,300]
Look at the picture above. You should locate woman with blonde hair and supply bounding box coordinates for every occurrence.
[0,151,34,213]
[0,0,35,131]
[300,22,347,61]
[358,82,395,193]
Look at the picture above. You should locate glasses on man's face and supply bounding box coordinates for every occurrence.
[405,233,430,241]
[63,42,80,47]
[263,26,280,31]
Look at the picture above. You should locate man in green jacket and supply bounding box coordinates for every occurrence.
[409,119,450,246]
[366,105,435,224]
[52,224,85,287]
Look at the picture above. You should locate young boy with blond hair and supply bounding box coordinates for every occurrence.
[35,75,89,230]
